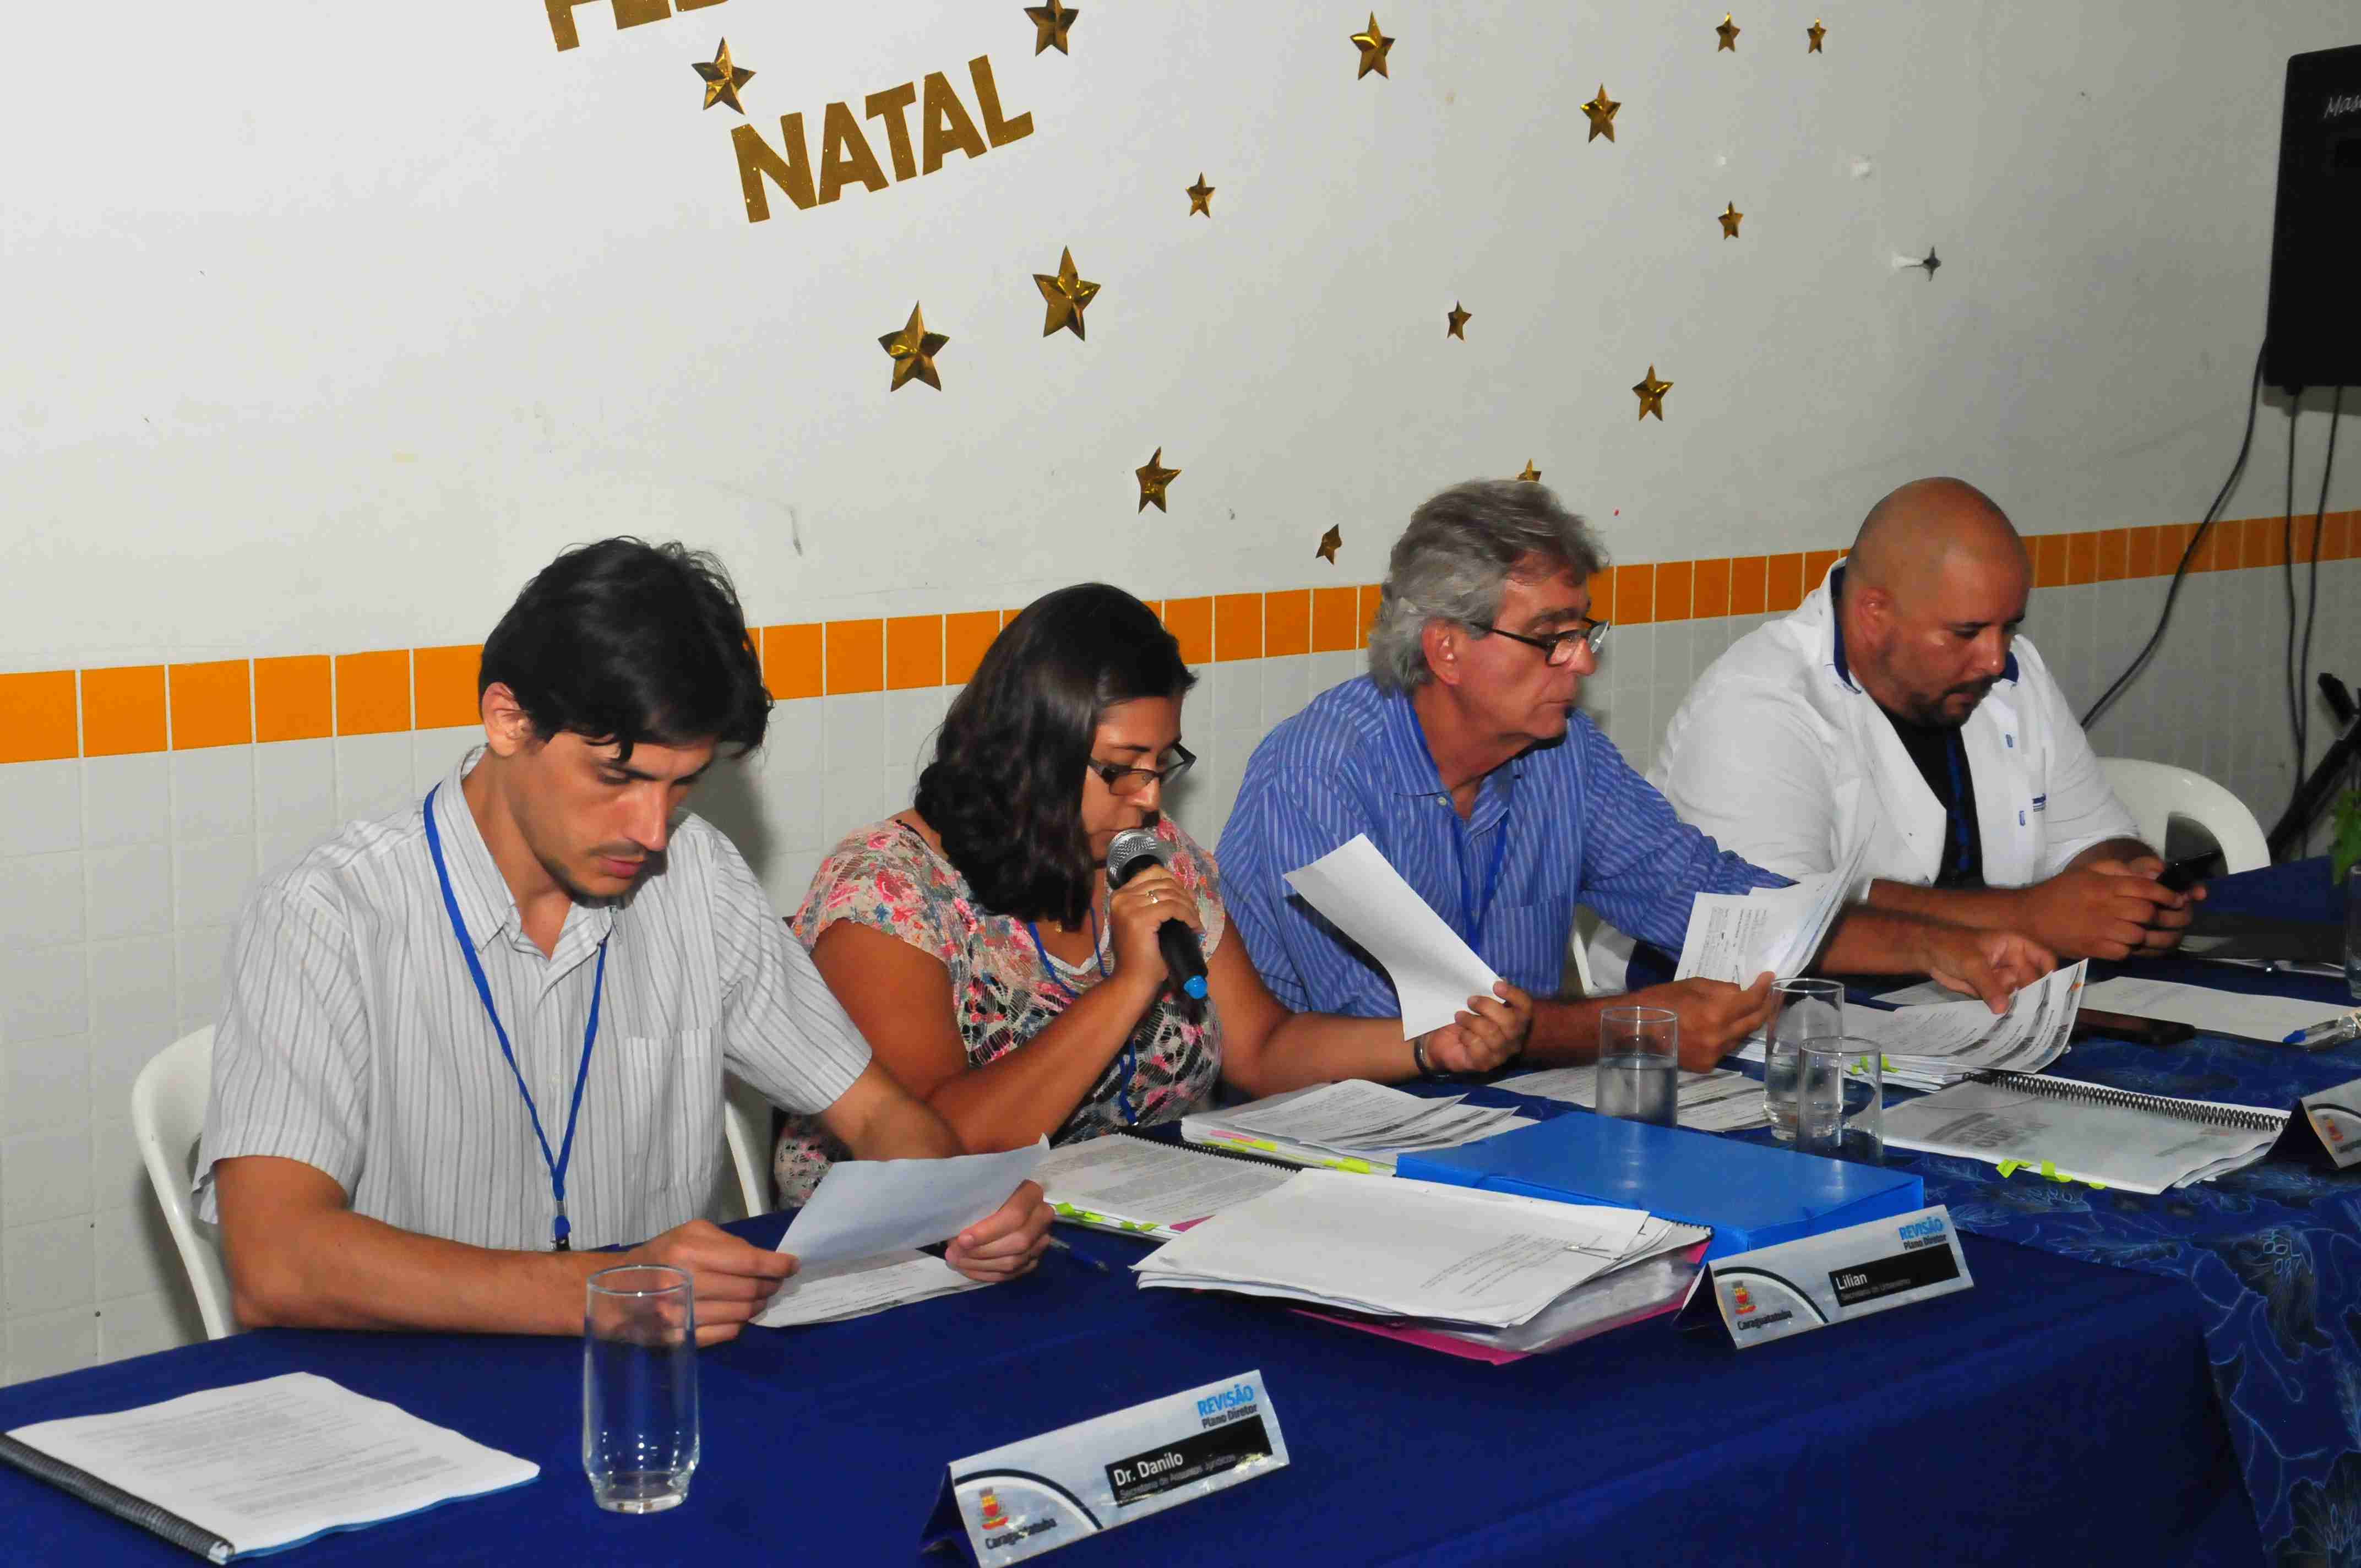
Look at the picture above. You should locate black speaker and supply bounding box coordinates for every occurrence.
[2263,43,2361,393]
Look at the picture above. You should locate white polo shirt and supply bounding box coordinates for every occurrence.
[1652,565,2139,889]
[196,749,871,1250]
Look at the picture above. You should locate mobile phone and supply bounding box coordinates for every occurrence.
[2158,859,2205,893]
[2070,1008,2195,1048]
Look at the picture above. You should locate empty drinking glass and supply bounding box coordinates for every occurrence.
[1794,1038,1885,1164]
[584,1265,699,1513]
[1765,979,1843,1142]
[1597,1006,1679,1128]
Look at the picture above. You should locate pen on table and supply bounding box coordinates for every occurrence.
[2283,1014,2361,1049]
[1045,1234,1112,1274]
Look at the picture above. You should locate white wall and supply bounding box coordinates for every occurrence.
[2,2,2358,1381]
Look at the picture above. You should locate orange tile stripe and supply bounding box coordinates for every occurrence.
[5,514,2352,765]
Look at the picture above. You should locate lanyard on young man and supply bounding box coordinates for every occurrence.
[422,785,608,1251]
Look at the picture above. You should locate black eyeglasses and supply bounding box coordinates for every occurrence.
[1479,617,1610,666]
[1087,742,1196,795]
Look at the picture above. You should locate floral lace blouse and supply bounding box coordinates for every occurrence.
[773,815,1229,1204]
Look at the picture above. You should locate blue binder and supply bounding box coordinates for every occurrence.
[1397,1113,1923,1260]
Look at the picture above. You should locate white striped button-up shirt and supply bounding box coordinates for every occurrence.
[196,749,871,1251]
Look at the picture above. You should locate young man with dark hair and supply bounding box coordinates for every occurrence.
[199,539,1051,1344]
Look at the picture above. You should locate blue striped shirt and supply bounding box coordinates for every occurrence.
[1218,676,1783,1017]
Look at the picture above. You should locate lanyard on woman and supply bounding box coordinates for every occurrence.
[423,785,607,1251]
[1024,906,1136,1125]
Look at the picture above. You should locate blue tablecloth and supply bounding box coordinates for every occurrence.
[1849,857,2361,1565]
[0,1223,2250,1566]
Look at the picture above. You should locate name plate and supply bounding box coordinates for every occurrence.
[939,1370,1289,1563]
[2300,1076,2361,1169]
[1698,1205,1972,1348]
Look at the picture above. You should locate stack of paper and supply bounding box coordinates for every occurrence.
[1182,1081,1530,1174]
[1,1374,537,1562]
[1740,963,2087,1092]
[1493,1064,1771,1132]
[1037,1134,1298,1239]
[1134,1172,1707,1352]
[1674,840,1870,985]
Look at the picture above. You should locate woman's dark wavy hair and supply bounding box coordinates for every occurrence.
[917,584,1195,925]
[477,538,770,760]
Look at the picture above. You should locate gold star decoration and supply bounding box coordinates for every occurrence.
[1718,202,1744,239]
[1716,13,1740,51]
[1032,247,1100,339]
[1581,84,1620,143]
[1516,460,1542,482]
[1351,13,1394,80]
[878,303,949,391]
[1135,448,1181,513]
[1025,1,1079,55]
[693,39,755,115]
[1807,18,1827,53]
[1316,525,1343,563]
[1632,366,1672,422]
[1186,172,1215,217]
[1446,302,1472,340]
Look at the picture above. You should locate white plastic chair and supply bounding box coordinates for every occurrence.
[2098,758,2269,874]
[721,1073,774,1218]
[129,1027,238,1340]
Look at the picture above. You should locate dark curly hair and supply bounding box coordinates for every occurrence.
[916,584,1195,924]
[478,538,769,761]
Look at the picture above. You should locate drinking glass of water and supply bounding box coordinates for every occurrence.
[1794,1038,1885,1164]
[1765,979,1843,1142]
[1597,1006,1679,1127]
[584,1265,699,1513]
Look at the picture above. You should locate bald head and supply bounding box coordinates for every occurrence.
[1847,478,2026,599]
[1840,478,2032,728]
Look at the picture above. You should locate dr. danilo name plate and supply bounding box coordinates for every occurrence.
[1699,1205,1973,1348]
[940,1370,1289,1562]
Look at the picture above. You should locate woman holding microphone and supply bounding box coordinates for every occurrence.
[773,583,1530,1201]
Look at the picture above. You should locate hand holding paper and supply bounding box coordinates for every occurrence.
[1675,839,1869,985]
[755,1141,1048,1327]
[1283,835,1504,1038]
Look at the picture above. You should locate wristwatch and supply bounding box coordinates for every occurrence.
[1411,1035,1453,1081]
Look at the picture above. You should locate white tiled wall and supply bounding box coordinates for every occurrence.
[3,559,2356,1385]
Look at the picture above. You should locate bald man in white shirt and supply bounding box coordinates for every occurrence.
[1652,478,2197,961]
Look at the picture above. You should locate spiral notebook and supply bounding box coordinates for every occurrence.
[1881,1071,2288,1194]
[1038,1130,1299,1240]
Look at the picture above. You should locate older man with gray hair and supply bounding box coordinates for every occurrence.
[1218,480,2055,1070]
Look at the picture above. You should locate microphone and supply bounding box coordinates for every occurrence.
[1106,827,1210,1011]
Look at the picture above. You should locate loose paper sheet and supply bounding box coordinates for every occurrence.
[1283,835,1502,1038]
[769,1141,1047,1270]
[2077,977,2359,1044]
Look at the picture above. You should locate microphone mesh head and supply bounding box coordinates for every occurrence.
[1105,828,1168,888]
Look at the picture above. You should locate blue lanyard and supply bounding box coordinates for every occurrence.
[1024,907,1136,1125]
[422,785,607,1251]
[1447,777,1513,950]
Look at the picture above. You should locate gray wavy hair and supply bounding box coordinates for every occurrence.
[1368,480,1608,692]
